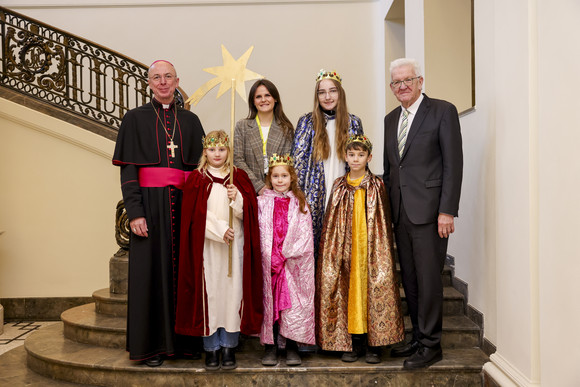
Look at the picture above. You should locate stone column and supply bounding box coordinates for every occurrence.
[112,200,129,295]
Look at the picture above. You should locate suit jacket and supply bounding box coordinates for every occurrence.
[234,118,293,192]
[383,94,463,225]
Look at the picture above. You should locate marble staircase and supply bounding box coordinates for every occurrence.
[3,251,488,386]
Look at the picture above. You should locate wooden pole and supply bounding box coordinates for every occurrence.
[228,78,235,277]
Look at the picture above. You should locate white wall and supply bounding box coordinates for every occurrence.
[536,1,580,386]
[383,0,580,385]
[448,0,580,386]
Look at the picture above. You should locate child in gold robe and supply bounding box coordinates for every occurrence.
[316,135,405,363]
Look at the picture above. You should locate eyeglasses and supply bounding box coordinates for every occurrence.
[317,88,339,97]
[149,73,175,83]
[390,77,421,88]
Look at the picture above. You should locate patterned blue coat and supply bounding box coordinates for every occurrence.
[291,112,363,255]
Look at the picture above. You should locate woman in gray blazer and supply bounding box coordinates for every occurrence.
[234,79,294,194]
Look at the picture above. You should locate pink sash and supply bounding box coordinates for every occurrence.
[271,197,292,322]
[139,167,192,190]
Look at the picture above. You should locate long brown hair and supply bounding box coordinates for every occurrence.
[265,164,309,214]
[311,78,350,162]
[246,79,294,140]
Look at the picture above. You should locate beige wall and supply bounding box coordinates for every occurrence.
[424,0,473,113]
[0,99,119,297]
[8,1,385,172]
[3,1,580,385]
[385,0,405,112]
[2,1,387,298]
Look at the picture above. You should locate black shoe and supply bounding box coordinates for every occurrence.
[341,335,364,362]
[403,345,442,369]
[365,346,382,364]
[204,350,220,370]
[144,355,164,367]
[341,350,360,362]
[221,347,237,370]
[390,340,421,357]
[285,348,302,366]
[262,345,278,366]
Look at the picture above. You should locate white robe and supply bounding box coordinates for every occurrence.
[322,118,344,205]
[203,165,245,335]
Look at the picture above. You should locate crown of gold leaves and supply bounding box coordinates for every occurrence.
[316,69,342,84]
[268,153,293,168]
[346,134,373,152]
[202,132,230,149]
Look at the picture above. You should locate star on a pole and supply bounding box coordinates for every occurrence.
[187,45,263,106]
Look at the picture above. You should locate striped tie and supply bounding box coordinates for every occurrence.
[397,109,409,158]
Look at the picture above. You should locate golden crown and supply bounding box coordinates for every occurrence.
[346,134,373,152]
[202,132,230,149]
[316,69,342,84]
[268,153,293,168]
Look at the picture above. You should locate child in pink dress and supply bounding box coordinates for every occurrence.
[257,153,315,366]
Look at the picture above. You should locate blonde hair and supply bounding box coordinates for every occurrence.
[197,130,234,175]
[312,78,350,162]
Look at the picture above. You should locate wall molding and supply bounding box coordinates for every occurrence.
[484,353,541,387]
[4,0,375,9]
[0,297,93,321]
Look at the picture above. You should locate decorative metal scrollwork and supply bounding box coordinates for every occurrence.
[115,200,130,251]
[0,7,150,129]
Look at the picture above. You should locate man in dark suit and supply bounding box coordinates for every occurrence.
[383,58,463,369]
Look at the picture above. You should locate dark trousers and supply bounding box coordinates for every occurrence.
[394,201,448,348]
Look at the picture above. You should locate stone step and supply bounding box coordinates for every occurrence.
[394,264,453,287]
[61,302,476,351]
[239,315,479,353]
[93,288,127,317]
[91,265,457,318]
[61,303,125,349]
[25,323,488,387]
[400,286,465,316]
[0,346,89,386]
[403,315,481,349]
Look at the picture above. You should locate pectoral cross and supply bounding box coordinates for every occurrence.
[167,140,178,158]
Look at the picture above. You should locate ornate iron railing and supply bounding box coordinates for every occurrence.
[0,7,156,129]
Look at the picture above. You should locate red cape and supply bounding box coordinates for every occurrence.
[175,168,263,336]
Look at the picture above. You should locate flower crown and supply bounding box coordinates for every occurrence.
[268,153,293,168]
[346,134,373,153]
[316,69,342,84]
[202,132,230,149]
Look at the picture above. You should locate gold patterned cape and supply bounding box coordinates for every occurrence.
[316,172,405,351]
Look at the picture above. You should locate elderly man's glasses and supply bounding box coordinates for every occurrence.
[390,77,421,88]
[149,74,175,83]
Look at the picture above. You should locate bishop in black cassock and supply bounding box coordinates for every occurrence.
[112,60,205,365]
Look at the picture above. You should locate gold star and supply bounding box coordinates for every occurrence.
[187,45,263,106]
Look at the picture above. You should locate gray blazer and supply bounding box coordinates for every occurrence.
[234,118,293,193]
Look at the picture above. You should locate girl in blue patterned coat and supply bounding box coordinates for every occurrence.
[292,70,363,256]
